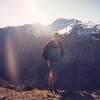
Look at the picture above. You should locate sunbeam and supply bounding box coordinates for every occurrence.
[5,37,19,85]
[24,0,48,25]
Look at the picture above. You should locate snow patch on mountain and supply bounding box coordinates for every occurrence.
[51,18,81,31]
[58,21,100,37]
[2,18,100,38]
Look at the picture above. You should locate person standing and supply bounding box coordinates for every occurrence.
[41,32,64,93]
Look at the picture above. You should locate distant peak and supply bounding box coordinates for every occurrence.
[52,18,76,23]
[51,18,80,30]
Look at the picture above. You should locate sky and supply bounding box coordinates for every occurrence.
[0,0,100,27]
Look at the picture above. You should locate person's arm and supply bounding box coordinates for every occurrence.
[41,41,51,60]
[60,42,64,58]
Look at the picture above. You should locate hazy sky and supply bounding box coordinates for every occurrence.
[0,0,100,27]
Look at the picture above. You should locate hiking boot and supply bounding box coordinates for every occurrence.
[53,85,58,94]
[48,84,53,93]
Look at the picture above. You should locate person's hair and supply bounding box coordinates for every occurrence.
[53,32,60,37]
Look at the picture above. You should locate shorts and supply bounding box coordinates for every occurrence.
[47,60,59,70]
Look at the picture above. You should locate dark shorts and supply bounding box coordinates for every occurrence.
[47,60,59,70]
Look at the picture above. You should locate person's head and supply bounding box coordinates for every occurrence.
[52,32,60,42]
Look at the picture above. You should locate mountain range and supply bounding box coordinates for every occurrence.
[0,18,100,92]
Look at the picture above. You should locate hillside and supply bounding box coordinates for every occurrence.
[0,86,99,100]
[0,18,100,92]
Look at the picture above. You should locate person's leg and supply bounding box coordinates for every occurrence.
[47,61,59,93]
[47,60,54,92]
[48,70,53,92]
[50,69,57,85]
[49,68,58,93]
[52,69,58,93]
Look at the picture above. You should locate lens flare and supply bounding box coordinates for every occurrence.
[5,38,19,85]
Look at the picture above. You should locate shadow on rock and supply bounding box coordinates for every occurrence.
[3,85,34,92]
[59,90,95,100]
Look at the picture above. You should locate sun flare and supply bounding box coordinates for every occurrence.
[24,0,48,25]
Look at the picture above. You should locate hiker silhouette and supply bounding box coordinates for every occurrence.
[41,32,64,93]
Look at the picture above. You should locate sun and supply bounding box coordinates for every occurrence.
[24,0,48,25]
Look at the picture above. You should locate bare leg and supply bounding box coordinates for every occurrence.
[49,69,58,93]
[47,60,58,93]
[50,69,57,85]
[48,72,53,92]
